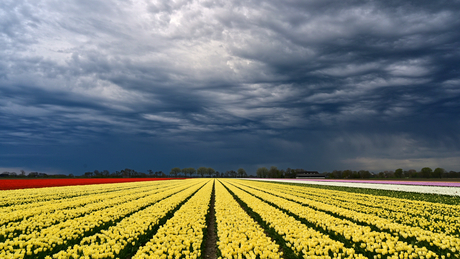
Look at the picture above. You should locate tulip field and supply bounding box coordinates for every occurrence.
[0,178,186,190]
[1,178,459,258]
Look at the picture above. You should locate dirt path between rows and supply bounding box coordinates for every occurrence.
[204,181,217,259]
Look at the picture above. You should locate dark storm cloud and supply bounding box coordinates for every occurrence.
[1,0,460,174]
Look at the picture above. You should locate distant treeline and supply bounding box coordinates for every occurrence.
[0,167,250,179]
[326,167,460,179]
[0,169,168,179]
[256,166,460,179]
[1,166,459,179]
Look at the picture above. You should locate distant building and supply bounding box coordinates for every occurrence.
[296,171,326,179]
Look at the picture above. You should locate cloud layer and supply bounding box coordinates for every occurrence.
[1,0,460,174]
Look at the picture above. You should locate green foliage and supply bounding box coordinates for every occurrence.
[394,168,403,178]
[170,167,181,177]
[256,167,268,178]
[207,168,215,177]
[237,168,247,177]
[420,167,433,178]
[197,167,208,177]
[268,166,280,178]
[181,167,196,177]
[433,168,444,178]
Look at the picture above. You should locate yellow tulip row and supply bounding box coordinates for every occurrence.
[251,181,460,236]
[0,180,200,259]
[51,179,209,259]
[0,180,155,207]
[231,180,455,258]
[221,180,367,258]
[0,180,177,226]
[214,180,281,259]
[280,181,460,220]
[0,181,180,241]
[241,180,460,253]
[132,179,213,259]
[277,183,459,236]
[241,181,455,237]
[1,181,179,229]
[2,178,457,259]
[0,184,110,206]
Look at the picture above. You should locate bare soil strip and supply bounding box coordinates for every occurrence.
[203,181,217,259]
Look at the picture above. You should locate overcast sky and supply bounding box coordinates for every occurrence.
[1,0,460,175]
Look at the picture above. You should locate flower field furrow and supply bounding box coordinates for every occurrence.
[1,178,458,258]
[243,181,460,236]
[0,181,140,207]
[132,179,213,259]
[213,180,281,259]
[52,179,209,259]
[259,179,460,196]
[281,185,460,237]
[0,179,177,217]
[268,180,460,217]
[258,181,460,227]
[0,180,199,258]
[0,178,185,191]
[0,181,178,225]
[240,180,460,254]
[221,180,367,258]
[231,180,456,258]
[0,182,180,241]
